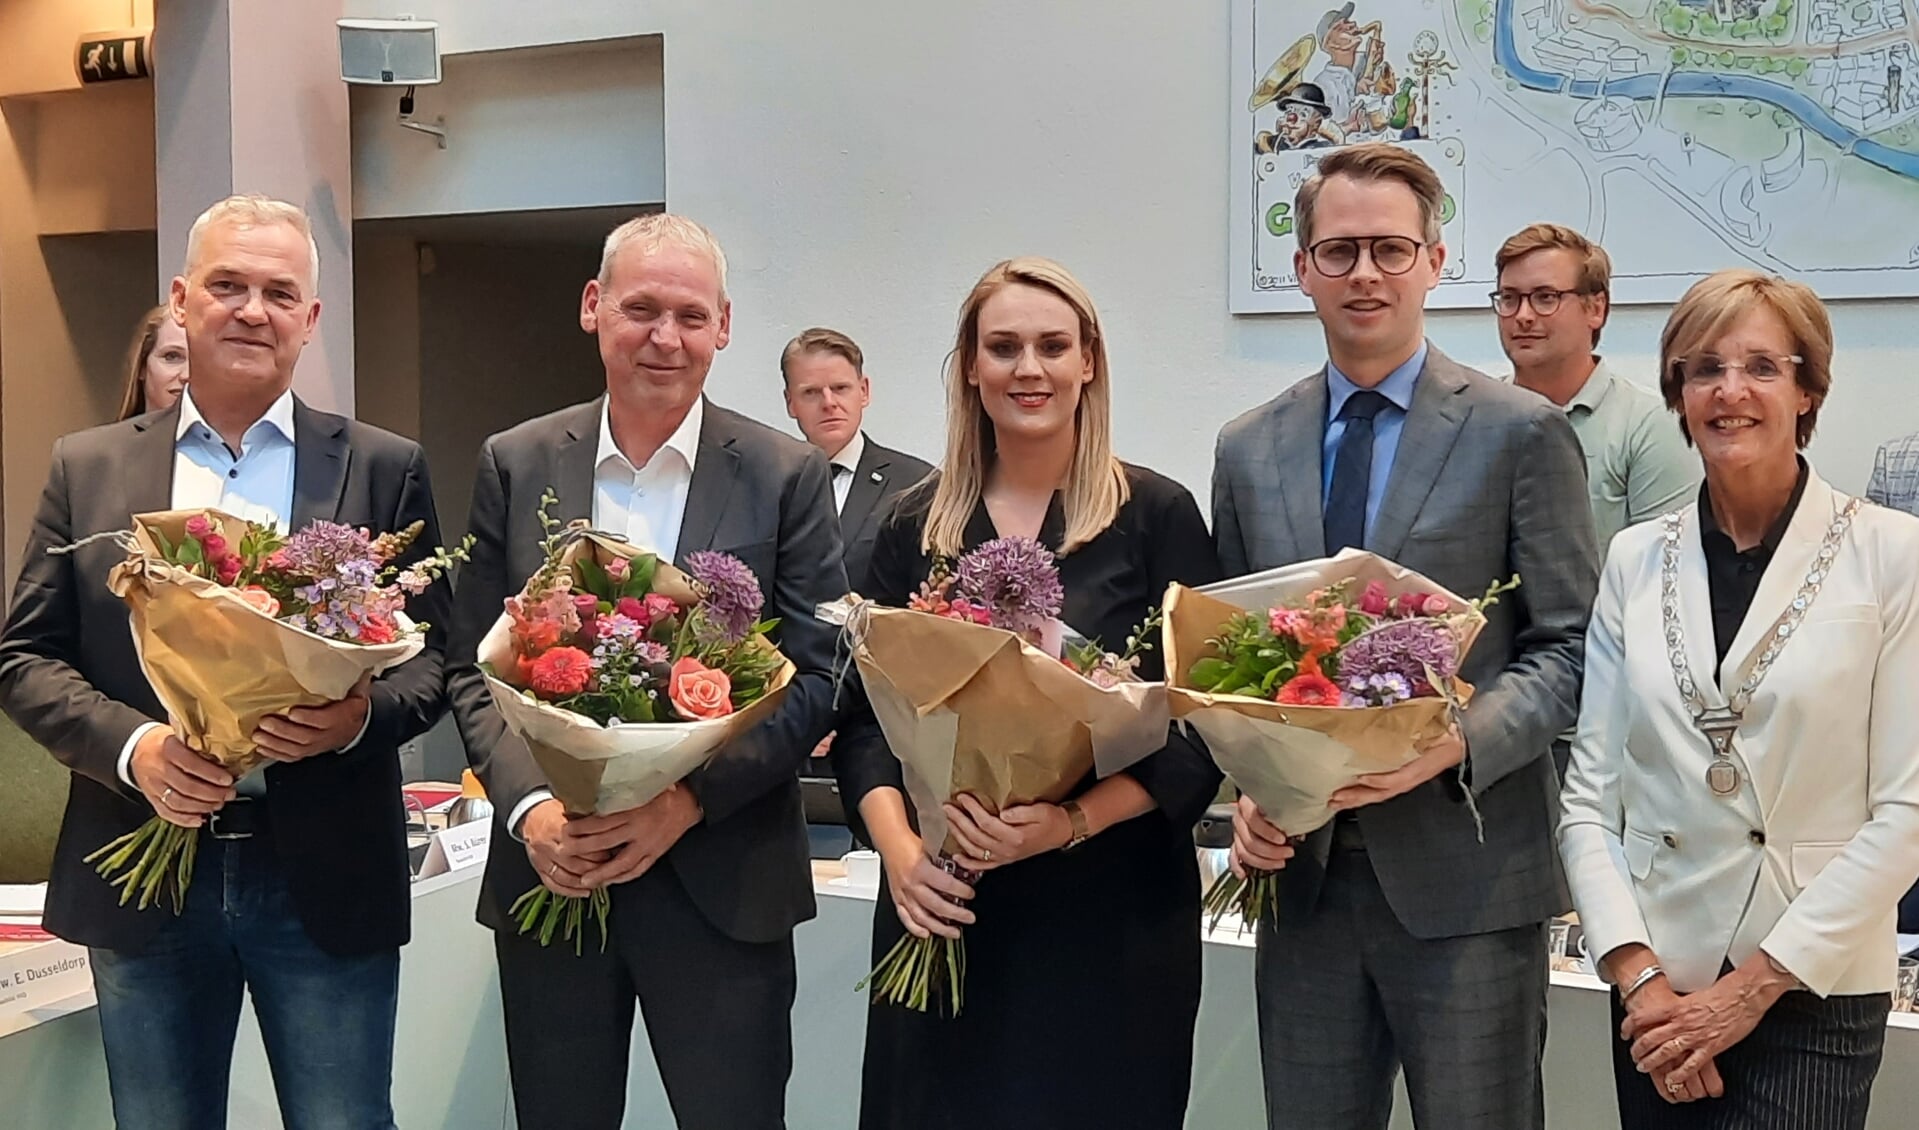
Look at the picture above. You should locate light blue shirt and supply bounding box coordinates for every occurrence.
[1321,342,1427,544]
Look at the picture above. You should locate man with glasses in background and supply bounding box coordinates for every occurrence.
[1493,223,1698,779]
[1212,143,1598,1129]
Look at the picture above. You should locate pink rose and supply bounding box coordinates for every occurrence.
[201,534,229,558]
[1419,594,1450,616]
[1359,581,1390,617]
[263,549,291,573]
[615,596,648,625]
[215,555,243,585]
[605,556,631,583]
[235,586,280,616]
[668,657,733,721]
[184,515,212,540]
[643,593,679,625]
[573,594,600,620]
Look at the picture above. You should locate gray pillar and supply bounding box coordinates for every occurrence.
[154,0,354,413]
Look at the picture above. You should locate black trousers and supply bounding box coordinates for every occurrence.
[1610,986,1889,1129]
[493,862,798,1130]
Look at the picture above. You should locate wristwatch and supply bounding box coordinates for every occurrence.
[1061,800,1090,851]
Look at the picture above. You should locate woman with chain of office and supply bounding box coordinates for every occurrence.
[1558,267,1919,1128]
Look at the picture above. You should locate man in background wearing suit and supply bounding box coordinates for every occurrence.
[446,214,845,1129]
[1212,144,1600,1130]
[0,195,449,1129]
[781,327,933,780]
[781,326,933,595]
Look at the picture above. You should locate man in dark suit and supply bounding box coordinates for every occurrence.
[780,327,932,793]
[445,214,845,1129]
[0,195,447,1130]
[780,326,933,595]
[1213,145,1599,1129]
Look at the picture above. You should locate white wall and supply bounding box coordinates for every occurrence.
[354,0,1919,499]
[350,38,664,219]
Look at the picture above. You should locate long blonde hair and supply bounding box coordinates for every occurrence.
[118,305,172,421]
[921,257,1130,557]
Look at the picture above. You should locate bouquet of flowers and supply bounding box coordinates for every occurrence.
[1160,548,1517,929]
[477,492,791,953]
[845,536,1167,1015]
[91,509,469,912]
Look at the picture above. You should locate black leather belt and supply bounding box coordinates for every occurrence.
[207,798,268,841]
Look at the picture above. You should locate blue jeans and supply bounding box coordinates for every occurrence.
[88,834,400,1130]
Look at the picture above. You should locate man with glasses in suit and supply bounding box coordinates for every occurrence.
[1212,143,1599,1130]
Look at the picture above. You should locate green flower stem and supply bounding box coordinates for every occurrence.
[509,884,611,955]
[857,930,968,1017]
[1202,867,1281,934]
[85,817,199,913]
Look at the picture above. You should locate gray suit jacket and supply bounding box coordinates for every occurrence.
[838,434,933,596]
[445,397,847,944]
[1867,433,1919,515]
[1212,346,1599,939]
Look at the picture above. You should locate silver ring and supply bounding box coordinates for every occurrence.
[981,849,992,861]
[161,786,173,806]
[547,863,559,879]
[1667,1080,1684,1095]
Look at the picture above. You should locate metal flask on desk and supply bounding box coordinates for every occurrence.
[445,768,494,829]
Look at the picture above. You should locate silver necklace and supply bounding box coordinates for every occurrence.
[1659,495,1861,796]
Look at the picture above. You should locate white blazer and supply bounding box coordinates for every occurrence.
[1559,470,1919,996]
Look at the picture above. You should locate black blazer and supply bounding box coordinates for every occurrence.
[837,435,933,596]
[446,397,846,944]
[0,400,450,956]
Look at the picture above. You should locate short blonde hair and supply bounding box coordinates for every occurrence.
[780,327,864,387]
[921,258,1130,558]
[1295,143,1445,249]
[1495,223,1613,346]
[598,213,729,302]
[1659,268,1833,450]
[183,194,320,294]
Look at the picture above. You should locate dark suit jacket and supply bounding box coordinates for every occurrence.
[0,400,450,956]
[1212,346,1600,939]
[837,435,933,596]
[446,397,846,944]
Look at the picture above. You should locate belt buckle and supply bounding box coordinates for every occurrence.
[209,801,253,841]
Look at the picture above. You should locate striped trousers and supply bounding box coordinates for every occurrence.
[1609,987,1890,1129]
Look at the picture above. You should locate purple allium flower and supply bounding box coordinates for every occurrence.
[280,521,375,579]
[1337,619,1460,696]
[685,551,764,644]
[953,536,1063,637]
[1343,671,1414,707]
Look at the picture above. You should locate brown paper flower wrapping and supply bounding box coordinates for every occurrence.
[106,509,425,777]
[1163,549,1487,837]
[848,600,1168,857]
[478,531,793,816]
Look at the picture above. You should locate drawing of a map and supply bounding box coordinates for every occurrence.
[1229,0,1919,311]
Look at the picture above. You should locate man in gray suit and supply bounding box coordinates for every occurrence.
[444,214,845,1128]
[1214,144,1600,1129]
[1867,431,1919,515]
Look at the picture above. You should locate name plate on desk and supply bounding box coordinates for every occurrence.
[0,939,90,1022]
[417,822,491,880]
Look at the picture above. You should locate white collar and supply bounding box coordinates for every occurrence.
[597,394,703,475]
[831,429,867,475]
[176,386,296,447]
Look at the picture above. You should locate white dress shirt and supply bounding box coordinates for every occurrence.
[119,389,365,788]
[829,430,865,515]
[508,396,705,836]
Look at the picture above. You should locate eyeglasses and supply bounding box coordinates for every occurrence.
[1305,236,1424,278]
[1673,352,1803,385]
[1489,288,1587,317]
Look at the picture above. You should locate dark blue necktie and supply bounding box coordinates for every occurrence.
[1323,391,1391,555]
